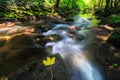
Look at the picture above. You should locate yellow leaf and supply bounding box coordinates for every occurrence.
[42,57,56,66]
[47,57,51,61]
[43,60,49,66]
[51,57,55,65]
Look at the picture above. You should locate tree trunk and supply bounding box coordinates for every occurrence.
[67,0,70,8]
[54,0,60,9]
[114,0,120,8]
[104,0,110,16]
[110,0,113,8]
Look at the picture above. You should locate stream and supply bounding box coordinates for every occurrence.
[42,17,103,80]
[0,16,114,80]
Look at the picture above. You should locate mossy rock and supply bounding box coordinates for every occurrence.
[107,28,120,49]
[100,15,120,28]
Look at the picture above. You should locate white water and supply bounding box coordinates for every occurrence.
[43,17,103,80]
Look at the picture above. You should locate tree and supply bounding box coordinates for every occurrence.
[54,0,61,9]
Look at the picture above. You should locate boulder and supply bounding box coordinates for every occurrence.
[0,33,48,76]
[8,54,71,80]
[96,43,120,80]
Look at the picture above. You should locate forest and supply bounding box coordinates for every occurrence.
[0,0,119,19]
[0,0,120,80]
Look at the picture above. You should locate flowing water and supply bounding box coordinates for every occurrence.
[0,17,104,80]
[43,17,103,80]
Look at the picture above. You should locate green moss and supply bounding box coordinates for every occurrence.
[109,28,120,39]
[101,15,120,27]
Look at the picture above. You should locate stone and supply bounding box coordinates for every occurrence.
[8,54,72,80]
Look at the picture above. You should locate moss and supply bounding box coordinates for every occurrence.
[109,28,120,39]
[101,15,120,27]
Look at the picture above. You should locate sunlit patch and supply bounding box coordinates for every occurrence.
[104,25,114,31]
[0,36,11,40]
[68,26,77,30]
[0,76,8,80]
[0,22,15,28]
[49,36,54,40]
[96,35,109,41]
[36,38,40,41]
[85,0,90,4]
[108,66,114,69]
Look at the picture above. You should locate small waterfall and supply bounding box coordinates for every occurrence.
[43,17,103,80]
[73,15,92,29]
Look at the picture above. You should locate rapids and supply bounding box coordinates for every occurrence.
[0,17,104,80]
[43,17,104,80]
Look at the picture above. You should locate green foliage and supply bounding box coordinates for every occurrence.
[113,63,119,68]
[103,15,120,24]
[110,28,120,39]
[101,15,120,27]
[0,0,119,20]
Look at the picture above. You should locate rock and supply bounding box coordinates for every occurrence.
[88,25,120,80]
[91,25,114,43]
[7,34,35,50]
[100,15,120,28]
[107,28,120,50]
[8,54,72,80]
[0,34,48,76]
[97,43,120,65]
[34,34,61,46]
[0,22,15,28]
[5,44,46,61]
[95,43,120,80]
[0,38,6,48]
[35,23,54,33]
[7,27,35,35]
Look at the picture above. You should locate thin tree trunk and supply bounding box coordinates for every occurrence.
[114,0,120,8]
[100,0,104,8]
[67,0,70,7]
[110,0,113,8]
[54,0,60,9]
[98,0,102,9]
[104,0,110,16]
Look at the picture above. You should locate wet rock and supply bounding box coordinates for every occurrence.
[6,34,35,50]
[34,34,61,46]
[91,25,114,43]
[67,31,85,41]
[95,43,120,80]
[100,15,120,28]
[97,43,120,65]
[0,38,6,48]
[0,22,15,28]
[8,54,71,80]
[107,28,120,50]
[7,27,35,35]
[35,23,54,33]
[0,33,48,76]
[5,44,46,61]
